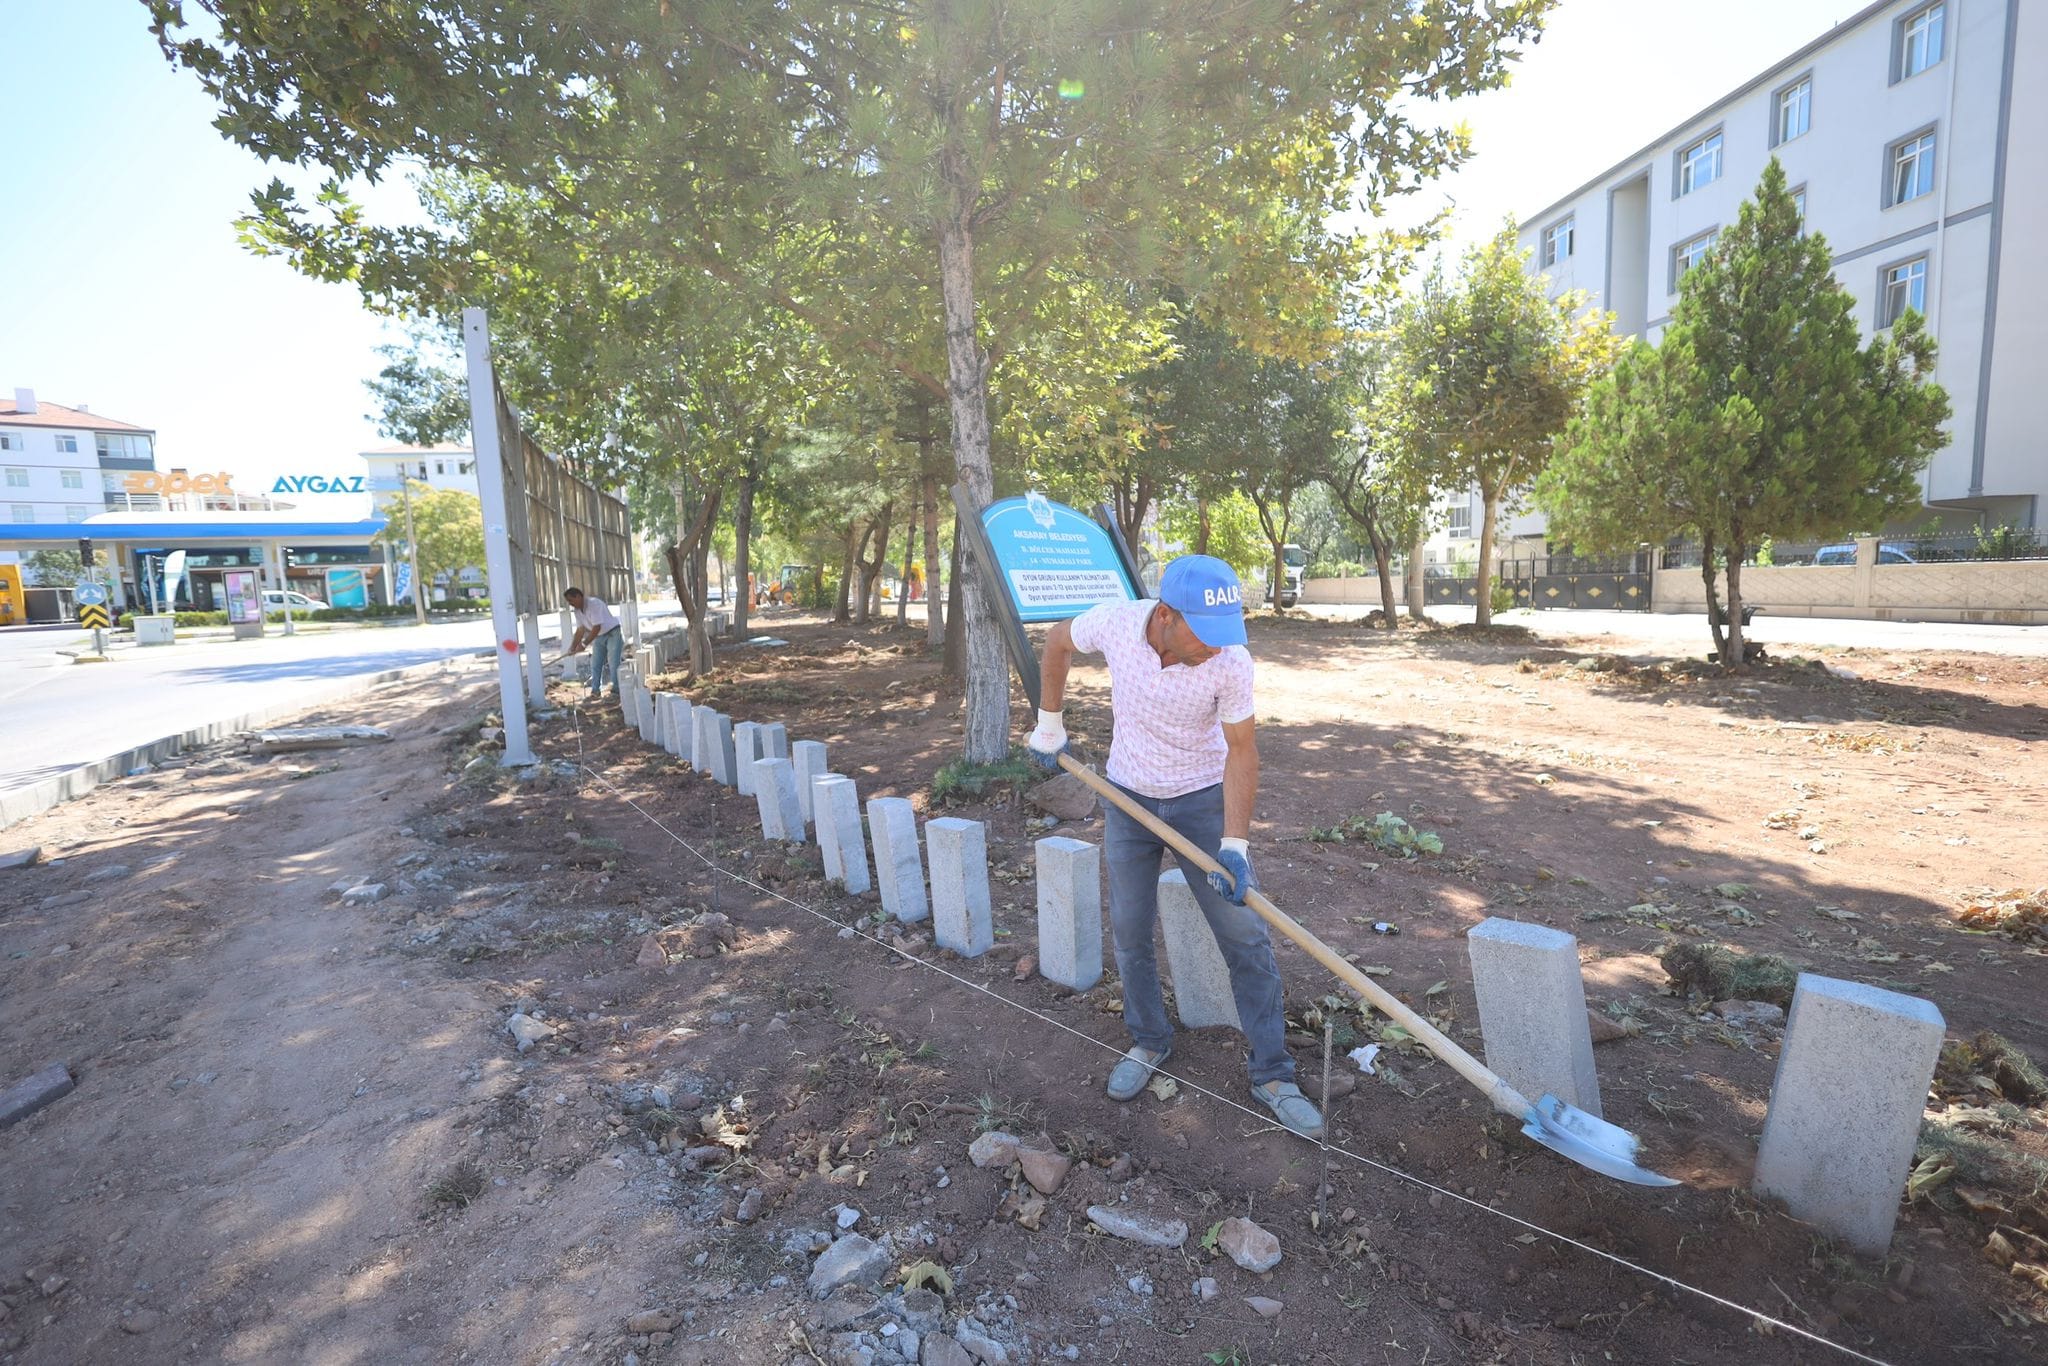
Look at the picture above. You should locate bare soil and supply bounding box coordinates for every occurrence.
[2,610,2046,1366]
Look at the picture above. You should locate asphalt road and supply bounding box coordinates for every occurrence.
[0,607,678,799]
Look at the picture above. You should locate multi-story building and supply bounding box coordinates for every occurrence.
[2,388,159,578]
[1515,0,2043,534]
[360,442,485,601]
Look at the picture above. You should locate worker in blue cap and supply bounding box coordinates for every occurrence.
[1028,554,1322,1140]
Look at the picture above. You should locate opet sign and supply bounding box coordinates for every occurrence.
[122,470,238,496]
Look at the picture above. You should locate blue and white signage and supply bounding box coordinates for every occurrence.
[73,580,108,607]
[980,492,1137,622]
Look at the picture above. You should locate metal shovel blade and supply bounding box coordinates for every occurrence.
[1521,1094,1682,1188]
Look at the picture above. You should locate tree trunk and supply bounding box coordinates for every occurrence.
[896,508,915,627]
[834,523,858,624]
[1371,533,1398,628]
[1699,534,1726,662]
[856,502,893,623]
[1113,471,1154,552]
[670,474,720,675]
[731,451,758,643]
[1407,524,1429,621]
[1474,490,1500,628]
[935,184,1011,763]
[1250,490,1291,616]
[921,474,945,647]
[1724,540,1747,670]
[1194,498,1212,556]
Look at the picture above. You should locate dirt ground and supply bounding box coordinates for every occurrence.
[3,608,2046,1366]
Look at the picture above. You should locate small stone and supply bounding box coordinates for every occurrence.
[1587,1012,1631,1044]
[38,891,91,910]
[734,1187,764,1222]
[1025,772,1096,821]
[707,1010,736,1026]
[0,1063,76,1130]
[1085,1205,1188,1249]
[1245,1296,1284,1318]
[1712,999,1786,1029]
[1193,1277,1219,1302]
[808,1234,891,1298]
[951,1321,1010,1365]
[83,864,132,884]
[341,883,388,905]
[624,1310,677,1334]
[1216,1216,1282,1274]
[1126,1274,1153,1296]
[1017,1148,1071,1195]
[506,1014,556,1052]
[835,1205,862,1230]
[119,1308,163,1334]
[968,1131,1021,1169]
[921,1336,975,1366]
[1012,955,1036,982]
[899,1286,944,1332]
[0,846,40,871]
[636,936,669,968]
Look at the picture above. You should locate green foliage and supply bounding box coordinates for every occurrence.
[365,321,469,444]
[1538,161,1949,666]
[1976,524,2026,559]
[1386,224,1621,626]
[1158,493,1265,581]
[1489,579,1517,617]
[24,548,107,585]
[1307,811,1442,857]
[374,480,486,599]
[930,752,1041,805]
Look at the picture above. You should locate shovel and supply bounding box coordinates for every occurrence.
[1055,754,1681,1188]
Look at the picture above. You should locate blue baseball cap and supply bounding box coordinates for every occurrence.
[1158,554,1248,648]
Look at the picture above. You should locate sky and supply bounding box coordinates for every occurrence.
[2,0,1872,517]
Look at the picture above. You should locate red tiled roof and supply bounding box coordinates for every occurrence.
[0,400,152,434]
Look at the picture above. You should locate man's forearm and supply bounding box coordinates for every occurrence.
[1222,745,1259,842]
[1039,622,1075,711]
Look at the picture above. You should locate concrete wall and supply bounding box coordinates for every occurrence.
[1653,537,2048,623]
[1301,574,1406,606]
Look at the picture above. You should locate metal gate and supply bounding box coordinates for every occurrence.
[1424,551,1652,612]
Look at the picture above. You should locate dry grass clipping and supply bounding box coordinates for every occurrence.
[1955,887,2048,946]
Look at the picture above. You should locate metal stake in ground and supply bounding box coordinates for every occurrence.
[1318,1018,1333,1229]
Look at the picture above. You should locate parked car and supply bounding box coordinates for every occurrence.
[262,589,329,610]
[1813,543,1916,566]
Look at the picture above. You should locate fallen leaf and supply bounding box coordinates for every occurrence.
[1907,1154,1955,1203]
[1145,1073,1179,1101]
[1425,980,1448,997]
[900,1260,953,1295]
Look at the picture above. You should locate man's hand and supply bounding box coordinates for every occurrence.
[1207,837,1256,906]
[1026,708,1069,770]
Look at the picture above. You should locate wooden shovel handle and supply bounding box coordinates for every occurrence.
[1056,753,1530,1120]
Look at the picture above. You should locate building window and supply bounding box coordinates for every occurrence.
[65,506,88,523]
[458,461,474,475]
[93,432,153,461]
[0,434,20,452]
[1896,4,1945,82]
[1888,131,1936,205]
[1671,229,1718,291]
[1447,501,1472,538]
[1541,216,1575,267]
[10,505,32,523]
[55,435,79,453]
[1882,257,1928,326]
[1773,77,1811,146]
[62,469,85,489]
[1676,131,1723,196]
[4,467,26,488]
[1790,187,1808,230]
[434,460,446,474]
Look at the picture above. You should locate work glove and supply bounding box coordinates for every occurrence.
[1026,709,1069,770]
[1207,837,1256,906]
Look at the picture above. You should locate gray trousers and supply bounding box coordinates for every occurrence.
[1102,780,1295,1086]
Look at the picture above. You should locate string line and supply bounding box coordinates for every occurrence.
[560,688,1894,1366]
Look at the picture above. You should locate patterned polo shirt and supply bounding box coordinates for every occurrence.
[1067,598,1255,800]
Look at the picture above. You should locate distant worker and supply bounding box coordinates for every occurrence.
[563,586,623,700]
[1027,554,1323,1140]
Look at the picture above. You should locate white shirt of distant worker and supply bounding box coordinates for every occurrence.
[563,587,623,698]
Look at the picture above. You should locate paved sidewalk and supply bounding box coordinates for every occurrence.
[1295,603,2048,658]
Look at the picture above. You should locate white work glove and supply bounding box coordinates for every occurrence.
[1026,708,1069,769]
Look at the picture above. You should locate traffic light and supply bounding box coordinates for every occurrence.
[77,537,94,564]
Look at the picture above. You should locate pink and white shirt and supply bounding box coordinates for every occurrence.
[1067,598,1255,799]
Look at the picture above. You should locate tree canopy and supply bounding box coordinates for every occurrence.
[1537,161,1949,665]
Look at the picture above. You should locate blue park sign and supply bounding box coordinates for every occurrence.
[979,493,1138,623]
